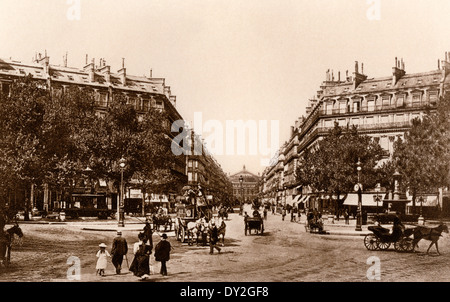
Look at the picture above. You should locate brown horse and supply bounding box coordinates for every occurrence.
[412,224,449,255]
[0,223,24,267]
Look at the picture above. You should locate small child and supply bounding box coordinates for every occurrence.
[96,243,111,276]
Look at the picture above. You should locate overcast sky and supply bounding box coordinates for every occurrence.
[1,0,449,176]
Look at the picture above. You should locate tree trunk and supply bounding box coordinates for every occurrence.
[141,187,146,217]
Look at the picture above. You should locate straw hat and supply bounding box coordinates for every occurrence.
[99,243,107,248]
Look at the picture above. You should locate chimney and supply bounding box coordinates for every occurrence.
[117,58,126,86]
[353,61,367,89]
[83,58,95,82]
[150,68,153,78]
[441,51,450,77]
[98,64,111,84]
[392,57,406,85]
[63,52,68,67]
[36,51,50,78]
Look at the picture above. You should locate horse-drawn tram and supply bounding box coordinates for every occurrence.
[174,204,199,243]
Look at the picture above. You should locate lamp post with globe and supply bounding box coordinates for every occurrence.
[118,157,126,227]
[355,158,362,232]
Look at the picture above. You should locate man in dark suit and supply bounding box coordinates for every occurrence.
[154,233,171,276]
[111,230,128,274]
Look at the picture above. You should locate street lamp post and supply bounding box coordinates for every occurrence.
[418,195,425,225]
[355,158,362,231]
[239,175,244,215]
[118,157,126,227]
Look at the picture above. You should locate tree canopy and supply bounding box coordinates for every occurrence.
[295,123,385,197]
[383,93,450,206]
[0,76,186,211]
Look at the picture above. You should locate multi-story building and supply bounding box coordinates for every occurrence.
[261,53,450,216]
[185,128,233,206]
[0,52,230,214]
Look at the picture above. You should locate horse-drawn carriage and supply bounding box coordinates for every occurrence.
[364,225,415,252]
[245,216,264,235]
[150,213,173,232]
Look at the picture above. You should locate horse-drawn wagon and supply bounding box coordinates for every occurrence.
[245,216,264,235]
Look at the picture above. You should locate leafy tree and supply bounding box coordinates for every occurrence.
[385,94,450,212]
[0,76,50,219]
[0,77,186,217]
[296,122,385,211]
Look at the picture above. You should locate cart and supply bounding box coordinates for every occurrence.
[245,217,264,235]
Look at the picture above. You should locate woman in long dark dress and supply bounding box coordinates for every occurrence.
[129,233,151,278]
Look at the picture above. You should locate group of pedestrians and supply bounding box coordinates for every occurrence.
[95,225,172,280]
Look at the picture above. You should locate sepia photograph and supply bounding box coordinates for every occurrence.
[0,0,449,294]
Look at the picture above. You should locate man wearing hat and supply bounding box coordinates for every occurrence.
[154,233,171,276]
[111,230,128,274]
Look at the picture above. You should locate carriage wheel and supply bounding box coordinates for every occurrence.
[395,238,414,253]
[377,241,391,250]
[364,234,379,251]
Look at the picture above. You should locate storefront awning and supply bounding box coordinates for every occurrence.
[407,195,438,207]
[343,194,384,207]
[298,195,310,204]
[285,195,294,206]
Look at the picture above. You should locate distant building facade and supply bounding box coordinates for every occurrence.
[229,166,260,205]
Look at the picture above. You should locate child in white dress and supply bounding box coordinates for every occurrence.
[96,243,111,276]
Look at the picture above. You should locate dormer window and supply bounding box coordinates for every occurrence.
[367,97,375,112]
[396,94,405,107]
[381,95,390,108]
[429,91,438,104]
[412,92,422,106]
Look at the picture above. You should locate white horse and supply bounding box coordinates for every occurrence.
[186,217,207,246]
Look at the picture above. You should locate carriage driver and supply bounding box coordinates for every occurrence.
[392,212,405,237]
